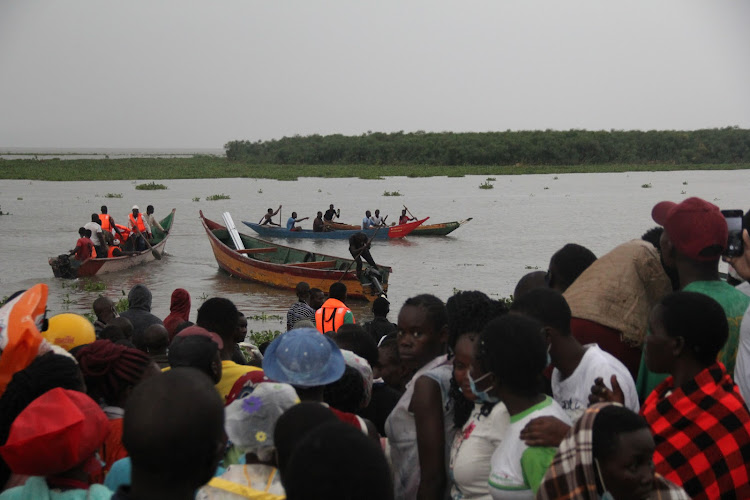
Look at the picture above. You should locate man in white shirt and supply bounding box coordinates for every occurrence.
[369,209,386,227]
[84,213,107,257]
[511,287,639,446]
[362,210,373,229]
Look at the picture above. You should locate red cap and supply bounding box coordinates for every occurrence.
[0,388,108,476]
[175,325,224,350]
[652,197,727,261]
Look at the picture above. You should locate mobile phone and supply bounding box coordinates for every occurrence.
[721,210,744,257]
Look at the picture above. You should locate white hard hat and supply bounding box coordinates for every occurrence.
[132,205,139,210]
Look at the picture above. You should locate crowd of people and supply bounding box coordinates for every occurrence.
[67,205,169,266]
[1,195,750,499]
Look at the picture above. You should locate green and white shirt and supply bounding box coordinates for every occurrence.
[488,396,570,499]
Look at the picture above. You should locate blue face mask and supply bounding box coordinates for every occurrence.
[468,371,499,404]
[595,458,615,500]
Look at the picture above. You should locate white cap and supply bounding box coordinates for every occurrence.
[132,205,139,210]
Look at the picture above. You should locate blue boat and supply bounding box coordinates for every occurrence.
[241,218,428,240]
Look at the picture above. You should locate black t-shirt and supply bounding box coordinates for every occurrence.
[324,209,336,221]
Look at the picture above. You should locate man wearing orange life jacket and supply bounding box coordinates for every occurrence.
[128,205,151,251]
[315,282,355,334]
[107,239,125,258]
[99,205,123,244]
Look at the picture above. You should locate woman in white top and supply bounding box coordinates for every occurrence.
[473,314,571,500]
[385,294,455,500]
[446,291,511,500]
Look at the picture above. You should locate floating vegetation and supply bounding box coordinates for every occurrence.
[553,176,559,180]
[206,194,231,201]
[544,186,549,190]
[486,177,496,181]
[135,182,168,190]
[524,265,540,269]
[383,191,402,197]
[192,197,200,202]
[681,190,686,194]
[104,193,123,198]
[683,181,688,185]
[16,197,22,200]
[247,329,282,346]
[641,183,652,188]
[479,181,494,189]
[81,280,106,292]
[257,189,263,194]
[249,312,283,322]
[0,206,7,215]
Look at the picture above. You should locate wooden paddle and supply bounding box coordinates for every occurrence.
[134,226,161,260]
[403,205,417,221]
[337,224,383,282]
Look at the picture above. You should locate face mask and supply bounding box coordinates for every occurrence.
[595,458,615,500]
[468,371,499,404]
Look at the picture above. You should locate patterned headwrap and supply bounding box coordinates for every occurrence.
[341,349,373,408]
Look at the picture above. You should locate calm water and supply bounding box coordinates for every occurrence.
[1,170,748,331]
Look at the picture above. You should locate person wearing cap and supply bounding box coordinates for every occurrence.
[127,206,150,251]
[315,283,355,334]
[0,387,113,499]
[107,239,125,258]
[286,282,315,331]
[262,328,376,438]
[635,197,750,400]
[198,382,299,499]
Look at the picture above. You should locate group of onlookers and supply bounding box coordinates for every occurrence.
[1,195,750,499]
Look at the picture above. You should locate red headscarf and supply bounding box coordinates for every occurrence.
[164,288,191,339]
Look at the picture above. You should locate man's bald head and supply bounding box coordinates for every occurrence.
[123,368,225,489]
[135,324,169,354]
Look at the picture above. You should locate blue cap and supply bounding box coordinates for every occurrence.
[262,328,345,388]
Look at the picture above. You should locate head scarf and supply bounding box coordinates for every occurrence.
[341,349,373,408]
[164,288,191,339]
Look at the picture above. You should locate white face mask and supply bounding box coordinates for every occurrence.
[594,458,615,500]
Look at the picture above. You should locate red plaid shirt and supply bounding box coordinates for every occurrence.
[641,363,750,500]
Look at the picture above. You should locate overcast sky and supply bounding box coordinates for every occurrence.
[1,1,748,150]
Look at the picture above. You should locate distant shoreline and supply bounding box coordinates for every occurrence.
[0,156,748,181]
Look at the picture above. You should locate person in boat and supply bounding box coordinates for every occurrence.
[69,227,94,268]
[259,205,282,226]
[145,205,167,235]
[362,211,374,230]
[369,209,387,227]
[399,209,415,225]
[85,213,108,258]
[128,206,150,251]
[100,205,123,243]
[349,231,380,279]
[313,211,327,232]
[324,204,340,222]
[286,211,309,232]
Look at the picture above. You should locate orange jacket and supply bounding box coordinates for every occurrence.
[99,213,113,232]
[315,298,355,333]
[129,213,146,233]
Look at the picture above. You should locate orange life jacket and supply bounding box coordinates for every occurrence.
[107,246,120,258]
[99,213,113,232]
[129,213,146,233]
[114,224,130,241]
[315,299,354,333]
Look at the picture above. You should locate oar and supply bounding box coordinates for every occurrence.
[337,224,383,282]
[403,205,417,221]
[134,226,161,260]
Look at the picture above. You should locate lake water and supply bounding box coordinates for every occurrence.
[0,170,747,332]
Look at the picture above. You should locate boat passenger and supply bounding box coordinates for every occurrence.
[369,209,386,227]
[324,204,339,222]
[128,206,150,251]
[362,210,373,229]
[399,209,415,225]
[315,283,355,334]
[349,232,379,279]
[313,211,326,232]
[286,211,309,232]
[100,205,123,243]
[107,239,125,258]
[145,205,167,235]
[85,213,107,258]
[68,227,94,268]
[259,205,282,226]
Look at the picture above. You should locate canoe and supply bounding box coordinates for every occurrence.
[326,218,472,236]
[200,211,391,301]
[49,209,175,278]
[241,217,428,240]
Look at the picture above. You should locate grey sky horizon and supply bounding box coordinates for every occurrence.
[1,0,748,150]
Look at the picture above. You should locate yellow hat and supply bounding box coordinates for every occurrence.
[43,314,95,352]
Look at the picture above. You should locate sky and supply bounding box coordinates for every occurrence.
[1,0,749,150]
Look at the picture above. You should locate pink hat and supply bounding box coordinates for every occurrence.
[175,325,224,350]
[652,197,727,261]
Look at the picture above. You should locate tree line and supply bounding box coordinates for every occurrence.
[225,128,750,166]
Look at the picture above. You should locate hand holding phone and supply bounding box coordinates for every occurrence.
[721,210,744,258]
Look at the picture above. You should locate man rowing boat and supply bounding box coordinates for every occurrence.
[259,205,282,226]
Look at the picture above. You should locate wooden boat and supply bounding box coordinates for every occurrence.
[201,211,390,301]
[241,217,428,240]
[326,217,472,236]
[49,209,176,278]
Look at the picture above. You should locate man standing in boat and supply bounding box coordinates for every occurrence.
[349,231,380,279]
[128,205,151,251]
[259,205,282,226]
[324,204,340,222]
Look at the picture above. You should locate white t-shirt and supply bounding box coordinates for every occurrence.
[84,221,104,247]
[450,402,510,500]
[552,344,639,422]
[370,215,383,226]
[488,396,570,500]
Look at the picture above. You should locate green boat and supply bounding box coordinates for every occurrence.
[411,218,473,236]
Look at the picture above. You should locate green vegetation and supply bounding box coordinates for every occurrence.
[249,312,283,322]
[16,197,22,200]
[192,197,200,202]
[247,329,282,346]
[135,182,168,190]
[226,128,750,166]
[486,177,496,181]
[81,280,106,292]
[383,190,402,196]
[641,183,652,188]
[104,193,123,198]
[206,193,231,201]
[479,181,494,189]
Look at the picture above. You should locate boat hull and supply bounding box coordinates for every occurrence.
[49,209,175,278]
[242,218,427,240]
[201,212,391,301]
[327,218,472,236]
